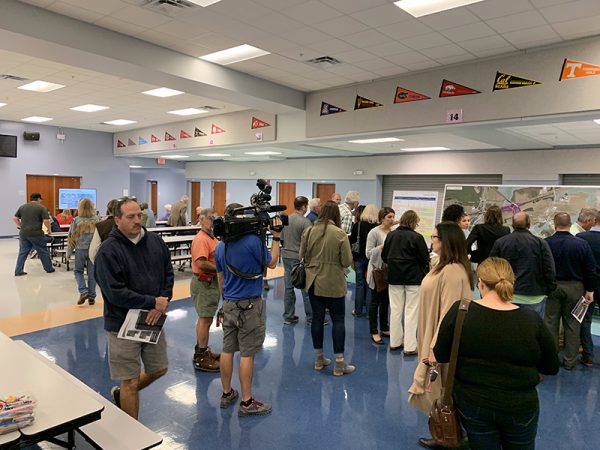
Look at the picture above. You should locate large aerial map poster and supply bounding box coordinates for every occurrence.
[443,185,600,237]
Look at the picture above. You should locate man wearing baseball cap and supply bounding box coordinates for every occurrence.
[13,193,55,276]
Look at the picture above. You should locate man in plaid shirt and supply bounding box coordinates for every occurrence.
[339,191,360,234]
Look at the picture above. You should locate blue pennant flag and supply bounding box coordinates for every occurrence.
[320,102,345,116]
[139,137,148,145]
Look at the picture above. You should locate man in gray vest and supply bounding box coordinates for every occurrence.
[13,193,55,276]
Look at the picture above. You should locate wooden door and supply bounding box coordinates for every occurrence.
[212,181,226,216]
[191,181,201,222]
[277,182,296,215]
[150,181,158,215]
[26,175,55,215]
[314,183,336,203]
[55,176,81,215]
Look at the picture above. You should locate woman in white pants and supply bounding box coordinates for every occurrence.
[381,210,429,354]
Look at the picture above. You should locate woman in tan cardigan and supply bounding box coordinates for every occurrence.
[408,221,473,449]
[300,201,354,376]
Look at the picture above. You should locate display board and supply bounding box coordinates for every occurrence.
[443,185,600,237]
[391,190,438,244]
[58,188,97,210]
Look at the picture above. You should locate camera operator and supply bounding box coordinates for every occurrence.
[215,202,281,417]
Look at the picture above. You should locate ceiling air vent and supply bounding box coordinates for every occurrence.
[198,105,219,110]
[0,74,28,81]
[306,56,342,67]
[139,0,199,17]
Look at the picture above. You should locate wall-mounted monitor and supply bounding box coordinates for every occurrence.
[0,134,17,158]
[58,188,97,209]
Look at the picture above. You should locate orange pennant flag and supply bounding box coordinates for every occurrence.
[560,58,600,80]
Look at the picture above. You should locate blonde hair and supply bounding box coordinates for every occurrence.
[477,257,515,303]
[60,209,71,221]
[360,203,379,224]
[77,198,96,218]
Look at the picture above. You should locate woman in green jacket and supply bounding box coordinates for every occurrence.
[300,201,354,376]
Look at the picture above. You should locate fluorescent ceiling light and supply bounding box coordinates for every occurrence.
[70,104,109,112]
[348,137,404,144]
[187,0,222,6]
[594,119,600,125]
[0,103,6,108]
[129,165,143,168]
[401,147,449,151]
[103,119,136,126]
[168,108,208,116]
[244,151,282,156]
[202,153,231,157]
[22,116,52,123]
[18,80,65,93]
[160,155,190,159]
[142,87,184,97]
[200,44,270,65]
[394,0,484,17]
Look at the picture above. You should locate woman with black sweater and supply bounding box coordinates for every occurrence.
[434,257,559,450]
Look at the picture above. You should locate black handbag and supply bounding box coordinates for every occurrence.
[291,227,313,289]
[428,298,471,448]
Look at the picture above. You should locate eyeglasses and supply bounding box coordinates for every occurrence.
[116,196,137,205]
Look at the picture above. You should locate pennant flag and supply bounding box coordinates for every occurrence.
[165,132,176,141]
[394,87,430,104]
[151,134,161,143]
[211,124,225,134]
[493,72,542,91]
[560,58,600,80]
[320,102,345,116]
[127,138,136,146]
[117,140,126,148]
[194,127,206,137]
[180,130,192,139]
[251,117,270,129]
[139,137,148,145]
[354,95,383,110]
[439,79,480,97]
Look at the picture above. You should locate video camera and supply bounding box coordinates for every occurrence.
[213,179,289,243]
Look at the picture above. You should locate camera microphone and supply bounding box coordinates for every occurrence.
[267,205,287,213]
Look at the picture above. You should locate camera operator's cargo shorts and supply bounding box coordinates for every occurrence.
[222,297,265,357]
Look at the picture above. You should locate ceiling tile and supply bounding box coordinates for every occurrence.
[210,0,273,20]
[242,12,305,35]
[435,54,476,65]
[333,49,377,63]
[552,14,600,38]
[253,0,309,11]
[403,33,453,51]
[309,39,356,55]
[539,0,600,23]
[353,58,400,70]
[340,30,391,47]
[487,11,549,33]
[467,0,534,19]
[469,46,516,58]
[458,35,513,52]
[441,22,497,42]
[19,0,57,7]
[351,3,413,27]
[364,41,412,57]
[249,36,299,53]
[277,46,325,62]
[378,20,433,41]
[282,27,333,46]
[402,60,441,71]
[419,8,481,31]
[501,25,562,48]
[59,0,125,15]
[384,51,432,65]
[316,16,370,38]
[371,66,409,77]
[529,0,572,6]
[153,20,211,40]
[420,44,470,59]
[94,16,148,36]
[345,71,381,82]
[109,5,172,28]
[321,0,388,14]
[48,2,104,23]
[254,54,297,68]
[281,1,343,25]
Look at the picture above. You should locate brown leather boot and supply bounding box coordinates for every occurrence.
[194,349,220,372]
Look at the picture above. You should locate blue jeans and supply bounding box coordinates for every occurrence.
[282,257,312,322]
[74,249,96,298]
[456,396,539,450]
[15,235,53,274]
[518,299,546,319]
[308,288,345,354]
[353,257,370,316]
[581,301,596,361]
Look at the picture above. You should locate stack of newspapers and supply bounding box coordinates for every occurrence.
[0,394,35,434]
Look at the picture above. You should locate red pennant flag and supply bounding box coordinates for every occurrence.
[127,138,136,146]
[180,130,192,139]
[165,132,176,141]
[394,87,430,104]
[151,134,161,143]
[251,117,270,129]
[439,79,480,97]
[560,58,600,80]
[117,140,126,148]
[211,124,225,134]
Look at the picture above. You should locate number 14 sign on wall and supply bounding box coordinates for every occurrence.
[446,109,464,124]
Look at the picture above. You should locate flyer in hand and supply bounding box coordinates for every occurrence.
[118,309,166,344]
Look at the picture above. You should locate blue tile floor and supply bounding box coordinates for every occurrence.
[14,279,600,450]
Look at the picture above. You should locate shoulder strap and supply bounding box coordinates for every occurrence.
[303,226,314,264]
[442,298,471,406]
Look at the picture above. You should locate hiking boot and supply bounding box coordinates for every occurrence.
[88,298,95,306]
[333,361,356,376]
[207,348,220,360]
[15,272,27,277]
[77,293,88,305]
[194,349,220,372]
[220,388,238,409]
[110,386,121,408]
[283,316,299,325]
[314,354,332,371]
[238,399,272,417]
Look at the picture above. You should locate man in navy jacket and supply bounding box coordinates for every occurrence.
[95,197,173,419]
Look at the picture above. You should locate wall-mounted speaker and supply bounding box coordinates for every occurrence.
[23,131,40,141]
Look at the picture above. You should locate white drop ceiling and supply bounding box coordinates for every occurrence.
[1,0,600,162]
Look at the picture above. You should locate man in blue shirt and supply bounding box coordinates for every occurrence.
[215,203,281,416]
[306,197,321,223]
[545,212,596,370]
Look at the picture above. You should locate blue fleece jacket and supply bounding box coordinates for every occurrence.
[95,227,174,332]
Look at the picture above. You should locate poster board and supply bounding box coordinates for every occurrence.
[391,191,438,244]
[443,184,600,237]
